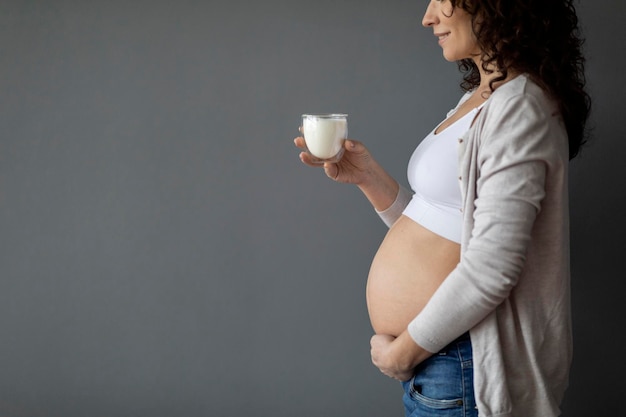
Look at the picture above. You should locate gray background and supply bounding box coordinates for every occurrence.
[0,1,623,416]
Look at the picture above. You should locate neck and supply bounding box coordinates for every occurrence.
[474,58,519,93]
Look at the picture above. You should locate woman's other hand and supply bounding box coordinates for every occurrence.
[370,331,432,382]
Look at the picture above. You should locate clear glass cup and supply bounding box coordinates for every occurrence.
[301,114,348,164]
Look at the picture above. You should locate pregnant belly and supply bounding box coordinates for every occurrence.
[366,215,461,337]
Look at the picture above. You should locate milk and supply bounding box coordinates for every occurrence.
[302,114,348,161]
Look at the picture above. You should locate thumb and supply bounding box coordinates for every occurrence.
[344,139,365,154]
[370,334,384,349]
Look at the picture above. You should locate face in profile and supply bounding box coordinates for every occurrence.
[422,0,480,63]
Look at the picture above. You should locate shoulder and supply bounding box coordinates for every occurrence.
[470,75,568,161]
[484,74,555,118]
[474,74,561,137]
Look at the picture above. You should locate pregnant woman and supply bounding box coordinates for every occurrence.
[294,1,590,416]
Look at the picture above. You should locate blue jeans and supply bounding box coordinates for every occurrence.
[401,333,478,417]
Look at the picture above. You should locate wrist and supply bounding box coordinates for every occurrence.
[357,165,399,212]
[394,331,431,370]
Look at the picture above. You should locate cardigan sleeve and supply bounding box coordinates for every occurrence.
[375,184,412,228]
[407,91,562,352]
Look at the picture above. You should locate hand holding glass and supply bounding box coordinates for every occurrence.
[301,114,348,164]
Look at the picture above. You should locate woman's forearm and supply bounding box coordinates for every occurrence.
[356,162,401,212]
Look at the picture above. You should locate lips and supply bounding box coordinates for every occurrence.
[435,32,450,43]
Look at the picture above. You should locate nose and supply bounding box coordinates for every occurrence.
[422,1,438,27]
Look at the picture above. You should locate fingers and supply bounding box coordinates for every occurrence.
[298,150,318,167]
[294,136,316,165]
[293,136,306,149]
[294,136,337,172]
[297,147,328,168]
[323,162,339,180]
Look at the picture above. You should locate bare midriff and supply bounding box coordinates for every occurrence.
[366,215,461,337]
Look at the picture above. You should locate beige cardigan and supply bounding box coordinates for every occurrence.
[378,75,572,417]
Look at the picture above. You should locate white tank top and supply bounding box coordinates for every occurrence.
[402,102,484,244]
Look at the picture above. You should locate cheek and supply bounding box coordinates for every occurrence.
[462,23,478,50]
[467,35,480,54]
[442,2,454,16]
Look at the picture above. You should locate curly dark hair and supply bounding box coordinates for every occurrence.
[449,0,591,159]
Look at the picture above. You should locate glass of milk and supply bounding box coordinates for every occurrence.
[301,114,348,164]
